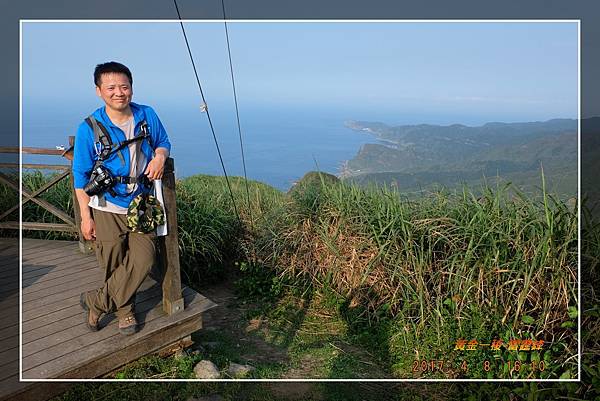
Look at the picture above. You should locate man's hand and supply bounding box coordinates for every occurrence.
[81,217,96,240]
[144,148,169,181]
[75,188,95,241]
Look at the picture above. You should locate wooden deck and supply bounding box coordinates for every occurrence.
[0,238,22,400]
[1,238,215,399]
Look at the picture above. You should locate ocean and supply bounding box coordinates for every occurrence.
[20,102,384,191]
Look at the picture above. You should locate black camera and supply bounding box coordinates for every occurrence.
[84,165,115,196]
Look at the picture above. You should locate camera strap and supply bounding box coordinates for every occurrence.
[85,116,154,204]
[85,116,126,165]
[116,176,148,185]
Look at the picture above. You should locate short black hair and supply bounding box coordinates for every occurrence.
[94,61,133,87]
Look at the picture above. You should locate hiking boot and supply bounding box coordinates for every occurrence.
[79,293,100,331]
[118,312,138,336]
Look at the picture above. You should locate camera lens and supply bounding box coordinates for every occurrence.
[84,165,113,196]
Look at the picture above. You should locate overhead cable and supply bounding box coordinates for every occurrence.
[172,0,242,227]
[220,0,254,231]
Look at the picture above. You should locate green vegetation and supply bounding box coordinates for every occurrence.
[343,119,577,197]
[253,172,578,379]
[4,169,598,398]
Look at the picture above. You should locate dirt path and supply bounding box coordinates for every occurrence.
[197,280,391,382]
[200,281,290,366]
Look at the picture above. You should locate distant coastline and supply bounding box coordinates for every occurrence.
[339,118,578,196]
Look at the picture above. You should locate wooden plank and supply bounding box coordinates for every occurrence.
[22,241,89,265]
[0,276,16,288]
[23,250,91,275]
[23,251,94,274]
[7,238,217,382]
[23,261,98,287]
[59,313,202,379]
[0,285,18,298]
[0,305,18,329]
[0,263,17,276]
[0,359,17,382]
[22,263,97,286]
[23,260,93,284]
[18,183,75,227]
[0,306,19,351]
[23,243,89,273]
[27,297,209,379]
[0,265,17,279]
[0,245,17,260]
[23,242,82,265]
[3,222,77,232]
[20,239,59,254]
[0,254,16,265]
[0,163,70,170]
[23,284,196,350]
[22,238,64,247]
[3,224,74,235]
[23,266,101,296]
[22,279,158,333]
[0,256,18,268]
[0,170,70,221]
[0,301,18,320]
[0,146,64,155]
[23,252,98,283]
[0,381,70,401]
[0,271,18,285]
[22,284,165,354]
[22,239,79,253]
[0,322,17,341]
[22,274,103,313]
[160,157,184,315]
[0,240,18,256]
[0,345,18,368]
[23,288,213,377]
[0,258,17,272]
[0,244,17,254]
[22,242,81,267]
[0,267,17,280]
[0,374,30,401]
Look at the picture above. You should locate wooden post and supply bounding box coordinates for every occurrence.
[68,136,94,254]
[160,157,184,315]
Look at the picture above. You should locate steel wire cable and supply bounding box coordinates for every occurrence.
[172,0,241,227]
[221,0,254,232]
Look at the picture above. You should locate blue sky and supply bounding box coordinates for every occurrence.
[22,21,578,125]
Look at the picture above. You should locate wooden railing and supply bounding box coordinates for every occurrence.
[0,144,76,233]
[0,139,184,315]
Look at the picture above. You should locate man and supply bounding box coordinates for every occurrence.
[73,61,171,335]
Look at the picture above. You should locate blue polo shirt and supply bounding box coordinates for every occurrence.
[72,102,171,208]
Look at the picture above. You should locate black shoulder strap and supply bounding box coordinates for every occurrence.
[84,116,125,164]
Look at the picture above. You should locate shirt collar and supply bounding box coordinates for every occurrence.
[94,102,145,128]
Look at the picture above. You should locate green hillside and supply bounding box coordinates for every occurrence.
[343,119,577,198]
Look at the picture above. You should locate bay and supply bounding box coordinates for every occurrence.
[21,101,383,191]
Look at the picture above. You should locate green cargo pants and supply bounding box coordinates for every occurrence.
[85,208,156,318]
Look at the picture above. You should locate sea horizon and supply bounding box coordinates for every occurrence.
[20,99,576,191]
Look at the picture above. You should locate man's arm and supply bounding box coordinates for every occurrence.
[73,121,97,241]
[144,146,169,180]
[75,189,96,240]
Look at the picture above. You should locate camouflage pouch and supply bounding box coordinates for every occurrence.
[127,193,165,233]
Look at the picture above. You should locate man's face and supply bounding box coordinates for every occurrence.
[95,72,133,112]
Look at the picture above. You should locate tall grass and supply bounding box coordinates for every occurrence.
[176,174,284,284]
[255,172,579,378]
[6,170,584,379]
[266,176,577,330]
